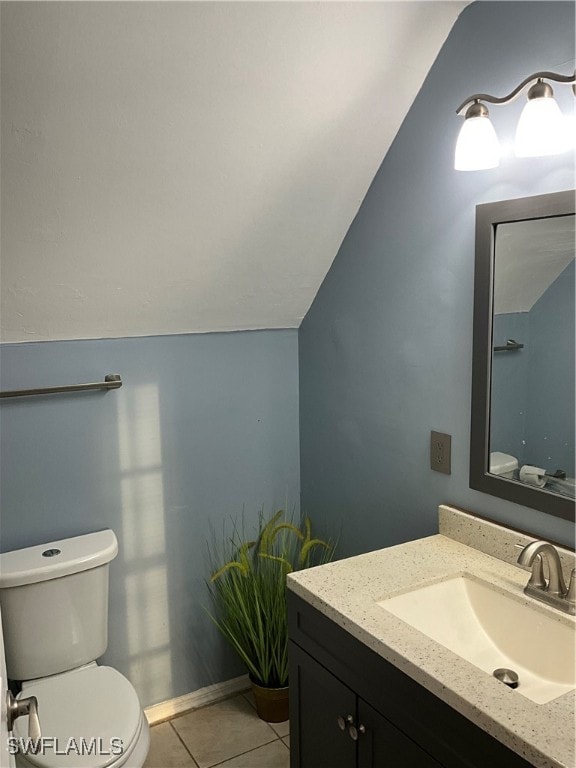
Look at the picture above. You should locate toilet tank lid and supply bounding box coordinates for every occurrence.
[0,530,118,588]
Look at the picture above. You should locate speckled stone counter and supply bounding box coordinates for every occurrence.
[287,505,575,768]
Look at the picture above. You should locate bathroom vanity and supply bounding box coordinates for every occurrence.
[287,506,575,768]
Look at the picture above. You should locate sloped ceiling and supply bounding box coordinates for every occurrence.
[1,1,465,342]
[494,216,575,315]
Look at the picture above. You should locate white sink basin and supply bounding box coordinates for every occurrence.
[377,574,575,704]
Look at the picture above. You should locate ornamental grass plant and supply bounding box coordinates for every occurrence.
[207,509,335,689]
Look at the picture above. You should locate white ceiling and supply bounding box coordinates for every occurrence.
[494,216,575,315]
[1,1,465,342]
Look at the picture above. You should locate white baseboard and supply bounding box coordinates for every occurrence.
[144,674,250,725]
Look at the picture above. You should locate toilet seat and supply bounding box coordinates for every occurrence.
[14,665,145,768]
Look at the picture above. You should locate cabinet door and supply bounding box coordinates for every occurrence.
[357,699,444,768]
[289,642,357,768]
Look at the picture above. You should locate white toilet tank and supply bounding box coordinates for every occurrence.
[0,530,118,681]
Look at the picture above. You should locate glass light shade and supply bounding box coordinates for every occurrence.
[454,116,501,171]
[514,96,569,157]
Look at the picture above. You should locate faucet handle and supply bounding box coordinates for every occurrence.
[527,553,546,589]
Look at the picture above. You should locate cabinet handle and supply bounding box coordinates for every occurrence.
[349,724,366,741]
[337,714,354,731]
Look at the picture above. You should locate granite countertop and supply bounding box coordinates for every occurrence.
[287,508,575,768]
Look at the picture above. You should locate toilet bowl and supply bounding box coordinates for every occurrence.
[12,666,150,768]
[0,531,150,768]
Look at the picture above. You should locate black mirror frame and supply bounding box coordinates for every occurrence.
[470,189,575,523]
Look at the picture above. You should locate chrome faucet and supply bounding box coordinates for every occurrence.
[517,540,575,615]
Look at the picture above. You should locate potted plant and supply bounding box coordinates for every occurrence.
[207,509,335,722]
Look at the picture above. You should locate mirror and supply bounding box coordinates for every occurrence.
[470,190,575,522]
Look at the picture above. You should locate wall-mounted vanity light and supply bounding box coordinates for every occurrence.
[455,70,575,171]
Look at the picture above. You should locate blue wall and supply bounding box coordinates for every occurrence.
[491,313,529,465]
[299,1,575,555]
[526,260,575,473]
[0,330,300,706]
[491,261,575,475]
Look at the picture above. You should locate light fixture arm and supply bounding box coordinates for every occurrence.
[456,70,576,115]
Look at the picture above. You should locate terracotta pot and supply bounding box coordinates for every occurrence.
[250,679,289,722]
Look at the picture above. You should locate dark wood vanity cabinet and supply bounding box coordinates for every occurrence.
[291,641,442,768]
[356,697,444,768]
[290,642,356,768]
[288,591,535,768]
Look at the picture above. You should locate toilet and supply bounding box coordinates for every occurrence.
[0,530,150,768]
[489,451,519,480]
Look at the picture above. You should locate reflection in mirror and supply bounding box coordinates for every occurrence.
[490,215,575,500]
[470,190,575,522]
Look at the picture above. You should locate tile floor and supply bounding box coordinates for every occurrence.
[144,692,290,768]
